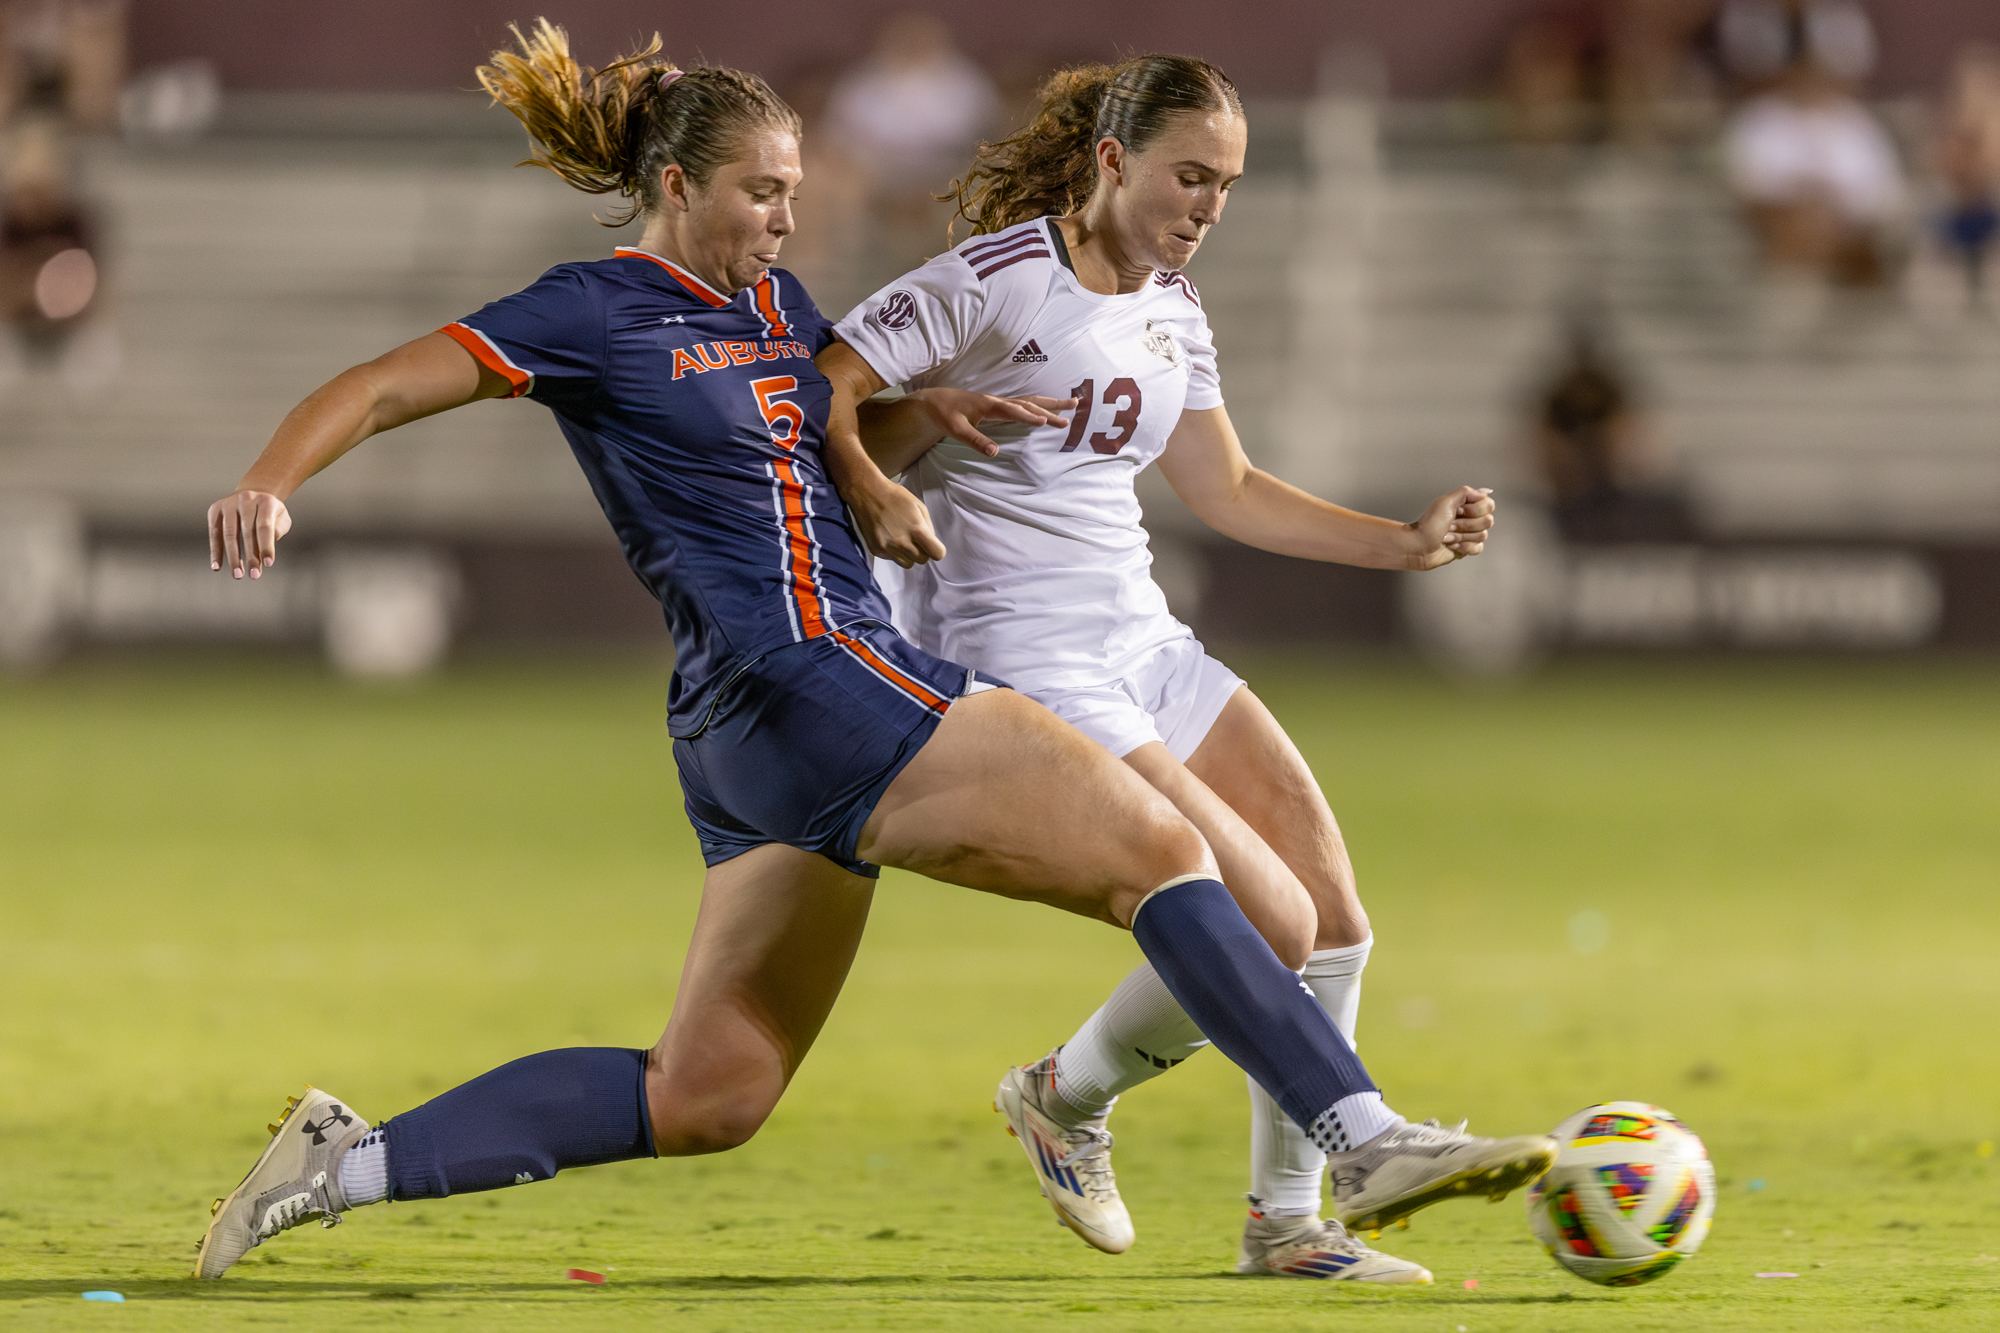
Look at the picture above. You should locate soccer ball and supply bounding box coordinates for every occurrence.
[1526,1101,1716,1287]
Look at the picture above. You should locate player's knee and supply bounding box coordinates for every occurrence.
[677,1109,769,1156]
[1267,874,1321,970]
[645,1062,779,1157]
[1269,909,1316,971]
[1103,810,1215,926]
[1305,862,1371,951]
[649,1096,773,1156]
[1313,901,1372,952]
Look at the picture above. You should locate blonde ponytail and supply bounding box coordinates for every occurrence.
[477,18,800,227]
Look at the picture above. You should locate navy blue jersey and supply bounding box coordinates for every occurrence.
[443,248,895,735]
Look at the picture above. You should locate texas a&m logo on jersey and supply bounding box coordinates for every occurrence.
[1141,320,1182,367]
[873,290,919,331]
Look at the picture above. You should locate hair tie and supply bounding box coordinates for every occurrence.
[658,69,685,91]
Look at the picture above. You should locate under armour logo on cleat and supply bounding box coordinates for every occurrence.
[299,1105,353,1146]
[1010,339,1048,363]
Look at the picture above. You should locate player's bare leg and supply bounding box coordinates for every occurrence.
[888,688,1352,1257]
[1186,686,1366,953]
[196,692,1417,1278]
[1018,684,1551,1264]
[866,690,1219,1251]
[861,689,1411,1252]
[1122,720,1423,1271]
[1189,685,1553,1240]
[1121,738,1317,968]
[857,689,1235,935]
[194,846,871,1278]
[646,844,876,1154]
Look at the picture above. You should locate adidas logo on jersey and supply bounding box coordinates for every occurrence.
[1011,339,1048,363]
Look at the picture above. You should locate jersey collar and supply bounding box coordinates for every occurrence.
[614,247,732,307]
[1041,217,1167,305]
[1044,217,1077,274]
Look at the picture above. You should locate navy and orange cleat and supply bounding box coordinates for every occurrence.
[994,1052,1133,1254]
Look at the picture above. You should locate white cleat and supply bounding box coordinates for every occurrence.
[1330,1118,1559,1234]
[1237,1197,1433,1283]
[193,1085,370,1278]
[994,1053,1133,1254]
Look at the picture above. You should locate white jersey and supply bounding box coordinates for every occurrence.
[834,217,1224,691]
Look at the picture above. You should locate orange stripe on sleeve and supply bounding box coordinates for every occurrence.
[439,323,531,398]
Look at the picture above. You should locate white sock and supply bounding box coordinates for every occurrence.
[1049,963,1211,1122]
[337,1127,389,1208]
[1248,938,1379,1215]
[1312,1090,1401,1155]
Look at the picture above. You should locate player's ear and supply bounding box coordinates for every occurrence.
[1095,136,1125,188]
[659,162,692,214]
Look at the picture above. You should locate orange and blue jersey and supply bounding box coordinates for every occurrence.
[445,250,990,875]
[443,249,898,737]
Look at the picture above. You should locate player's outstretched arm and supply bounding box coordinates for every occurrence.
[207,333,513,578]
[1157,406,1495,571]
[815,341,1070,568]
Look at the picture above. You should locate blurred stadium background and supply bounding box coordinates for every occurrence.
[1,0,1997,673]
[2,4,1998,1325]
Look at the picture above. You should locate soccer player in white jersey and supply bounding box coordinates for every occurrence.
[814,55,1543,1283]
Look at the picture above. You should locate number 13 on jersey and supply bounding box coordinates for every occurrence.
[1060,378,1143,455]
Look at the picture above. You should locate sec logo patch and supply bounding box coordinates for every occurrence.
[873,290,918,331]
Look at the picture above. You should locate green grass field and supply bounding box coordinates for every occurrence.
[3,652,1996,1331]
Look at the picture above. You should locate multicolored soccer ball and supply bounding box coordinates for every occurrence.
[1526,1101,1716,1287]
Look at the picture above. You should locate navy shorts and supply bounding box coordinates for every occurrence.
[673,625,998,877]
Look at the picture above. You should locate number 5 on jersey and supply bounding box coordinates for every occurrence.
[751,375,804,451]
[1060,377,1143,455]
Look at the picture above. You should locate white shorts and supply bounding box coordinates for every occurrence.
[1022,637,1245,762]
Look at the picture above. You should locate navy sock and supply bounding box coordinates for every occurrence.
[385,1047,654,1200]
[1129,878,1377,1151]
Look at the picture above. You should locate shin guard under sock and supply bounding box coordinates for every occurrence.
[1130,878,1377,1154]
[385,1047,654,1200]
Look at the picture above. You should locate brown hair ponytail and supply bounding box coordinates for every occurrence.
[946,53,1242,237]
[477,18,801,226]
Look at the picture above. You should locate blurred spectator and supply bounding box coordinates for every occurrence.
[1932,45,2000,297]
[0,114,115,385]
[1720,1,1904,291]
[118,59,219,141]
[822,12,996,283]
[0,0,125,132]
[1533,315,1691,543]
[1716,0,1875,94]
[1504,2,1602,146]
[826,13,996,201]
[1502,0,1715,148]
